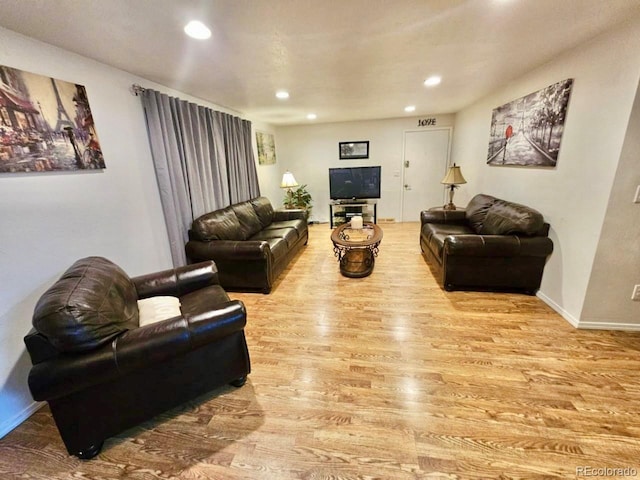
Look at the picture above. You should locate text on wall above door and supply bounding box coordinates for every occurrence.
[417,118,437,127]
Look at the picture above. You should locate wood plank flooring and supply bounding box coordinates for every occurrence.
[2,222,640,479]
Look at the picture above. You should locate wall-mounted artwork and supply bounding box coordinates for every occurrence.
[256,131,276,165]
[0,65,105,173]
[339,141,369,160]
[487,79,573,167]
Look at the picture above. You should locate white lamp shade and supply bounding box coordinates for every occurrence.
[440,164,467,185]
[280,171,299,188]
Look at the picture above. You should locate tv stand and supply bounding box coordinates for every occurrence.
[330,200,377,228]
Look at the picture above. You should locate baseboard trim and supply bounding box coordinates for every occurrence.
[573,321,640,331]
[0,401,43,439]
[537,291,640,331]
[536,290,579,328]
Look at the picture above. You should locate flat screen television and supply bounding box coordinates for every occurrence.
[329,166,381,200]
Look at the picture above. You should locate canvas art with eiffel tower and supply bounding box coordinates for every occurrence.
[0,64,105,173]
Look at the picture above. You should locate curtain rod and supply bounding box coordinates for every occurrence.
[131,84,146,96]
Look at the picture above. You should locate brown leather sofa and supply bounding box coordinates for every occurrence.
[185,196,308,293]
[24,256,251,459]
[420,194,554,293]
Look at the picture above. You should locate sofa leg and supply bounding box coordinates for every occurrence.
[230,376,247,388]
[74,441,104,460]
[444,284,455,291]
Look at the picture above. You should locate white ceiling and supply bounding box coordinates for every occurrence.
[1,0,639,125]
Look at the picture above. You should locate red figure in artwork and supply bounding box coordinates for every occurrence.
[502,124,514,163]
[505,125,513,140]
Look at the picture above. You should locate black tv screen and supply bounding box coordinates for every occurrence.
[329,166,381,200]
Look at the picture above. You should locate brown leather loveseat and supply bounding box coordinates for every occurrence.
[420,194,554,293]
[24,256,251,459]
[185,196,308,293]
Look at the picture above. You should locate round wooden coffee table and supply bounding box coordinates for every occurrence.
[331,222,383,278]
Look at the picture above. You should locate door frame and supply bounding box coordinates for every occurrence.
[400,126,453,222]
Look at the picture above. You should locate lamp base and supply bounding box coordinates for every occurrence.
[442,184,459,211]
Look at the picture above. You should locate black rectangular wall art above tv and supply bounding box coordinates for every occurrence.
[329,166,381,200]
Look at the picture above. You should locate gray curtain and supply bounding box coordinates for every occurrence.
[140,89,259,266]
[220,114,261,203]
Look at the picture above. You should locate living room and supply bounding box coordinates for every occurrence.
[1,1,640,477]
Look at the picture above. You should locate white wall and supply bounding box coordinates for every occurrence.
[449,17,640,327]
[275,115,454,223]
[0,27,262,438]
[580,82,640,329]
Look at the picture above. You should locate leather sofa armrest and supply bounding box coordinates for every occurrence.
[420,209,467,226]
[114,300,246,370]
[444,235,554,257]
[27,300,246,401]
[180,300,247,349]
[132,261,219,299]
[274,209,306,221]
[185,240,271,262]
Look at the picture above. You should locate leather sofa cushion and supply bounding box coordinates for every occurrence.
[266,219,307,236]
[232,202,263,240]
[479,199,545,236]
[465,194,496,233]
[192,207,243,241]
[250,196,275,228]
[250,227,299,249]
[32,257,139,353]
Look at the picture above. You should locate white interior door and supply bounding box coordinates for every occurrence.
[401,128,451,222]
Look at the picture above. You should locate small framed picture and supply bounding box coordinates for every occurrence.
[255,131,277,165]
[339,141,369,160]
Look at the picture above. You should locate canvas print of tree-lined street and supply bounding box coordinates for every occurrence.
[487,79,573,167]
[0,65,105,173]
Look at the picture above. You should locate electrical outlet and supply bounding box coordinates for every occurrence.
[634,185,640,203]
[632,285,640,301]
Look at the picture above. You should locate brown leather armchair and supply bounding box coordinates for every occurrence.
[24,256,251,459]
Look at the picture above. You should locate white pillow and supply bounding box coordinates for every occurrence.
[137,296,182,327]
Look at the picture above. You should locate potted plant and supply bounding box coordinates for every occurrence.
[284,184,313,220]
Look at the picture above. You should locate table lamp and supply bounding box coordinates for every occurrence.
[440,164,467,210]
[280,171,299,192]
[280,171,299,209]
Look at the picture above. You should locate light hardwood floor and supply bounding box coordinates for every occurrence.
[2,222,640,479]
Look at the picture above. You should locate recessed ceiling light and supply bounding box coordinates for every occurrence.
[424,76,442,87]
[404,105,416,112]
[184,20,211,40]
[306,113,317,120]
[276,91,290,99]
